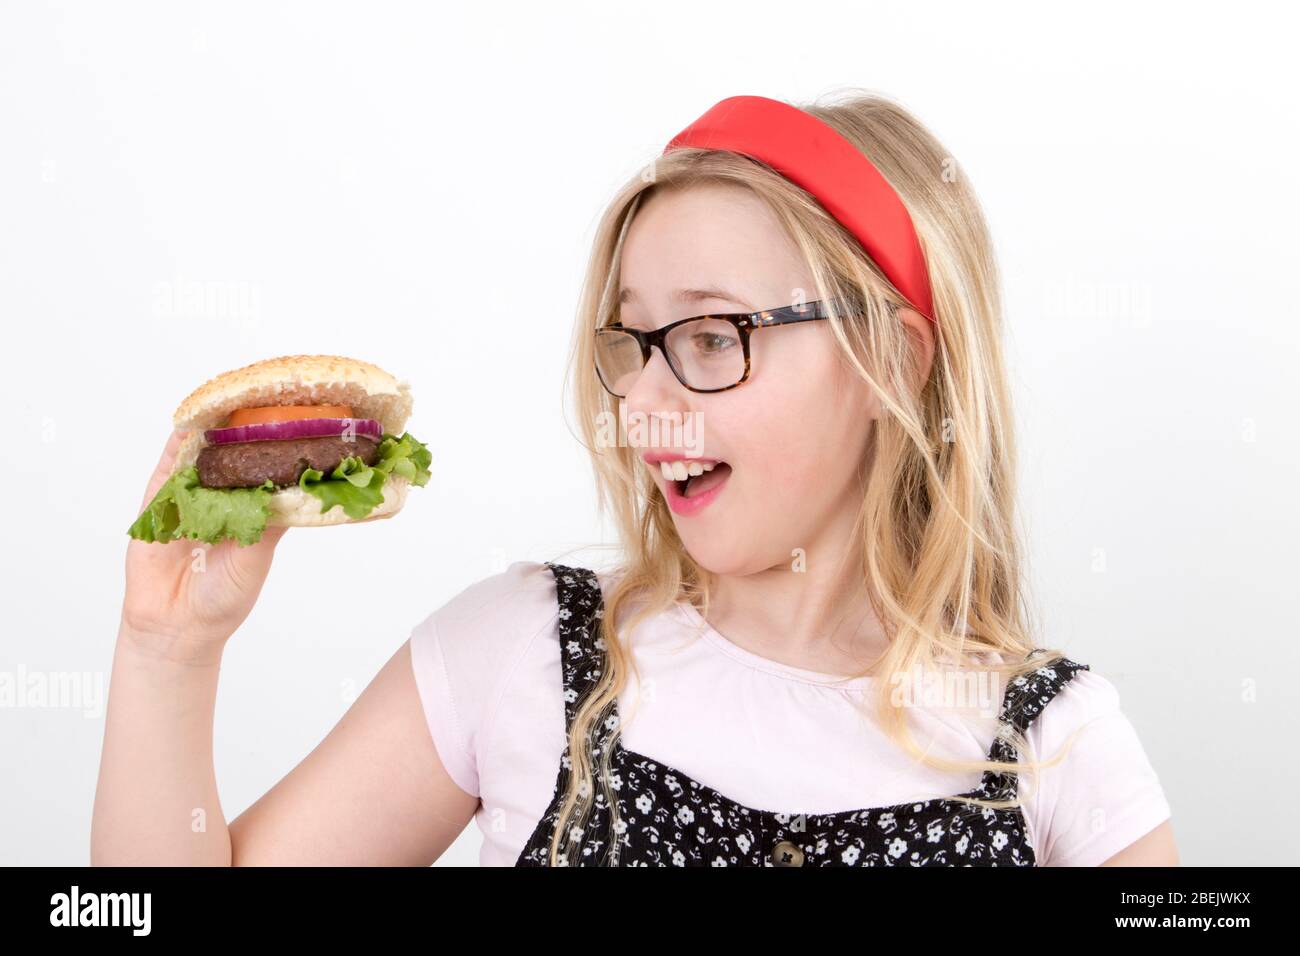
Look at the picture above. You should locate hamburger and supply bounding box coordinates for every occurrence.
[128,354,431,546]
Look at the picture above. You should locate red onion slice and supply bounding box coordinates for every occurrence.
[204,417,383,445]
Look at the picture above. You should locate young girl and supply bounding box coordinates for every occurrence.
[93,91,1177,867]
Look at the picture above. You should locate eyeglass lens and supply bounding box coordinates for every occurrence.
[595,317,745,395]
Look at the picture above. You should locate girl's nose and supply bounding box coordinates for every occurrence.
[623,347,689,416]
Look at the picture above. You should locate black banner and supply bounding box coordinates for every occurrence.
[0,865,1278,939]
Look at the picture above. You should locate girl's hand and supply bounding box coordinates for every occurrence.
[121,428,288,661]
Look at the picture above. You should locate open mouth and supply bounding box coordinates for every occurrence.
[674,462,731,499]
[654,458,733,508]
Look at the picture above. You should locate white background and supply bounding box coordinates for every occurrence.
[1,0,1295,866]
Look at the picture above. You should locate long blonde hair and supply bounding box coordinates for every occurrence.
[545,89,1074,866]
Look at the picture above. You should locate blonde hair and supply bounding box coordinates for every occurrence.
[544,89,1075,866]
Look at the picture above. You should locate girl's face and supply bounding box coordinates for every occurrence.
[617,183,902,576]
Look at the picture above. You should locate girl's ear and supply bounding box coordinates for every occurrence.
[897,306,937,394]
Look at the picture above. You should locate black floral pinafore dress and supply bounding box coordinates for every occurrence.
[516,563,1089,867]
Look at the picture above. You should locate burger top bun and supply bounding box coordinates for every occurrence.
[173,354,412,434]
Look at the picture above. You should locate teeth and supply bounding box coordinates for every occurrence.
[659,460,717,481]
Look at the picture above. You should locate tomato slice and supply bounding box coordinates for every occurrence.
[224,404,354,427]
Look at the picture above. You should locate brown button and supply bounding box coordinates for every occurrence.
[771,839,804,867]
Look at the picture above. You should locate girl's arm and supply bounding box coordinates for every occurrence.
[91,622,232,865]
[91,629,477,866]
[93,429,478,865]
[225,639,478,865]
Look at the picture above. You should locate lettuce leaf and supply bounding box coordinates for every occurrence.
[127,431,431,547]
[127,469,276,547]
[297,431,432,519]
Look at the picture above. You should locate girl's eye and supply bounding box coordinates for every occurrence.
[689,332,738,355]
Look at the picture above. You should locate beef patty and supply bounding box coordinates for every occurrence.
[196,434,382,489]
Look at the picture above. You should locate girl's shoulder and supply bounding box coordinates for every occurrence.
[420,558,560,623]
[408,560,569,678]
[409,558,623,666]
[1019,663,1173,866]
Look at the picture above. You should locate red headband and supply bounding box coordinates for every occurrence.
[662,95,935,322]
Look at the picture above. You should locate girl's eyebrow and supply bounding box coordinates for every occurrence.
[618,286,753,311]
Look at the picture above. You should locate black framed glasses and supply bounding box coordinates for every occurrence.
[593,299,840,397]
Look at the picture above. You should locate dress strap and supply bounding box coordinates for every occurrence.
[979,648,1090,801]
[544,562,615,748]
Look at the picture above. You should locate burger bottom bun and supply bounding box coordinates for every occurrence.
[265,474,411,528]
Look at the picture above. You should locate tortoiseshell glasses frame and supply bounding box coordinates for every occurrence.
[593,299,842,397]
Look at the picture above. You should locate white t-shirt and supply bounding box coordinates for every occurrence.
[408,560,1172,866]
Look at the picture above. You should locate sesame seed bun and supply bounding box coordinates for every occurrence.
[170,354,416,528]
